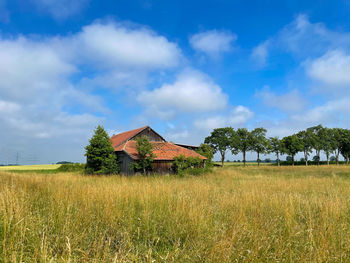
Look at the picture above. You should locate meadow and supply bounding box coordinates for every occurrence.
[1,165,350,262]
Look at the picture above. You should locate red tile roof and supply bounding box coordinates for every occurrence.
[110,126,148,149]
[122,141,207,161]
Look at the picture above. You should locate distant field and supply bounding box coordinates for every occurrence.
[1,165,350,262]
[214,161,273,166]
[0,164,61,170]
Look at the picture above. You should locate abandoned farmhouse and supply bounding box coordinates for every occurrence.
[110,126,206,174]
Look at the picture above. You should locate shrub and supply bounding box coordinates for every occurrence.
[172,155,204,175]
[57,163,85,172]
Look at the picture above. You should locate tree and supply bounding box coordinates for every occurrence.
[339,129,350,164]
[205,127,235,167]
[269,137,282,166]
[297,130,313,166]
[250,128,269,166]
[131,136,156,174]
[307,125,323,165]
[196,143,214,166]
[236,128,252,166]
[85,125,120,175]
[332,128,343,165]
[281,135,303,166]
[319,127,337,165]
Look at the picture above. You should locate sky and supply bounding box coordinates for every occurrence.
[1,0,350,164]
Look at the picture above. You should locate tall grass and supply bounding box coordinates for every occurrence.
[1,166,350,262]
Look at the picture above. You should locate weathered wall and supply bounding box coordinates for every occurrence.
[153,160,173,174]
[116,152,134,175]
[132,127,165,142]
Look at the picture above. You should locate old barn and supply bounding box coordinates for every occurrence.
[110,126,206,174]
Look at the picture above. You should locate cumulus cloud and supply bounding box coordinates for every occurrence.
[256,87,307,112]
[251,41,269,67]
[307,50,350,86]
[291,97,350,125]
[194,106,254,132]
[31,0,89,19]
[0,20,183,163]
[0,36,76,102]
[75,22,182,69]
[137,69,228,116]
[190,30,236,56]
[252,14,350,67]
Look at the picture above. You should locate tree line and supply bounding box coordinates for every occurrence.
[204,125,350,167]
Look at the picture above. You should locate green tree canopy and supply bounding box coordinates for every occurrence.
[307,125,323,165]
[131,135,156,174]
[297,130,314,166]
[236,128,252,166]
[339,129,350,164]
[85,125,120,175]
[319,127,337,165]
[196,143,214,166]
[281,135,303,166]
[205,127,235,167]
[250,127,269,166]
[269,137,282,166]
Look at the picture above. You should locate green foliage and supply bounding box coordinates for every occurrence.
[85,125,120,175]
[196,143,214,166]
[130,136,156,174]
[203,124,350,167]
[250,128,269,166]
[319,127,337,164]
[172,155,203,174]
[269,137,282,166]
[338,129,350,164]
[236,128,253,166]
[57,163,85,172]
[297,130,314,165]
[205,127,235,167]
[281,135,303,165]
[307,125,323,164]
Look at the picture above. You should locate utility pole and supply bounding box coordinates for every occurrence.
[16,152,19,165]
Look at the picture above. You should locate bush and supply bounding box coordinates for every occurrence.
[172,155,203,174]
[57,163,85,172]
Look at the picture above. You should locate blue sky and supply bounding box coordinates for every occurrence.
[1,0,350,163]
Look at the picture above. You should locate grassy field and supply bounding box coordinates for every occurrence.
[0,164,61,170]
[213,161,272,166]
[1,166,350,262]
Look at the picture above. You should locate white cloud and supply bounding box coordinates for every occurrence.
[0,36,76,102]
[0,20,183,164]
[253,14,350,67]
[31,0,89,19]
[251,41,269,67]
[307,50,350,86]
[190,30,236,56]
[75,22,182,69]
[0,100,20,113]
[138,69,228,116]
[291,97,350,125]
[194,106,254,131]
[256,87,307,112]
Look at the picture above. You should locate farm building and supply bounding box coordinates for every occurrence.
[110,126,206,174]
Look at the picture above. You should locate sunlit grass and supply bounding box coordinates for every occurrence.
[1,166,350,262]
[0,164,61,170]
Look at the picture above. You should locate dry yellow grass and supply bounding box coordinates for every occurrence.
[0,164,61,170]
[1,166,350,262]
